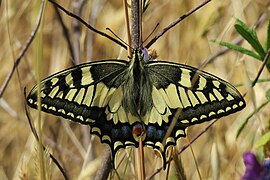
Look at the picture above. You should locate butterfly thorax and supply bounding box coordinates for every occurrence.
[122,50,153,118]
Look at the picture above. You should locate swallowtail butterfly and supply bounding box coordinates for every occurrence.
[27,49,245,168]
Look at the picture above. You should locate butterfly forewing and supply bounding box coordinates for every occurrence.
[146,61,245,125]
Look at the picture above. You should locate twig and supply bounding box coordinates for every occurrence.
[131,0,142,49]
[53,5,75,65]
[138,136,145,180]
[0,0,44,98]
[87,0,105,61]
[48,0,127,50]
[252,48,270,87]
[94,147,112,180]
[72,0,86,65]
[145,0,211,48]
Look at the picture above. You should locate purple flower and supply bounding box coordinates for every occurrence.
[242,152,270,180]
[242,152,263,180]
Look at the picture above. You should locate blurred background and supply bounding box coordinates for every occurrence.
[0,0,270,179]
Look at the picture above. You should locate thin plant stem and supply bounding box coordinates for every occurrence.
[145,0,211,48]
[53,5,75,64]
[186,135,202,180]
[48,0,127,50]
[0,0,44,98]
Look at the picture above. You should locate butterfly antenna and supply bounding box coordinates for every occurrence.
[142,23,159,44]
[106,27,133,51]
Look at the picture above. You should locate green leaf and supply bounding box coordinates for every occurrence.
[234,78,270,87]
[255,131,270,148]
[212,39,261,60]
[235,19,265,60]
[236,100,269,138]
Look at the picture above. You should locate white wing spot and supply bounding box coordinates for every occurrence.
[58,109,65,114]
[166,137,175,144]
[56,92,63,98]
[158,89,171,107]
[91,127,101,134]
[28,99,33,104]
[48,106,56,111]
[92,83,109,107]
[197,76,207,90]
[145,141,154,146]
[65,73,75,88]
[152,86,167,114]
[191,117,198,122]
[74,88,85,104]
[217,109,225,114]
[209,93,216,102]
[176,130,185,137]
[187,90,199,106]
[40,91,46,98]
[165,84,182,108]
[103,88,116,107]
[76,115,84,121]
[102,135,111,142]
[82,86,94,106]
[149,108,163,125]
[85,118,95,123]
[200,114,207,119]
[213,88,224,101]
[239,101,244,106]
[178,87,191,108]
[48,86,59,98]
[195,91,208,104]
[41,104,48,109]
[232,104,238,109]
[209,111,216,117]
[225,107,231,112]
[213,81,220,88]
[50,78,59,86]
[108,87,123,113]
[179,68,192,87]
[65,89,77,101]
[67,112,74,118]
[81,67,93,85]
[154,142,164,151]
[118,106,128,123]
[226,94,234,101]
[114,141,123,150]
[125,141,135,146]
[181,120,189,124]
